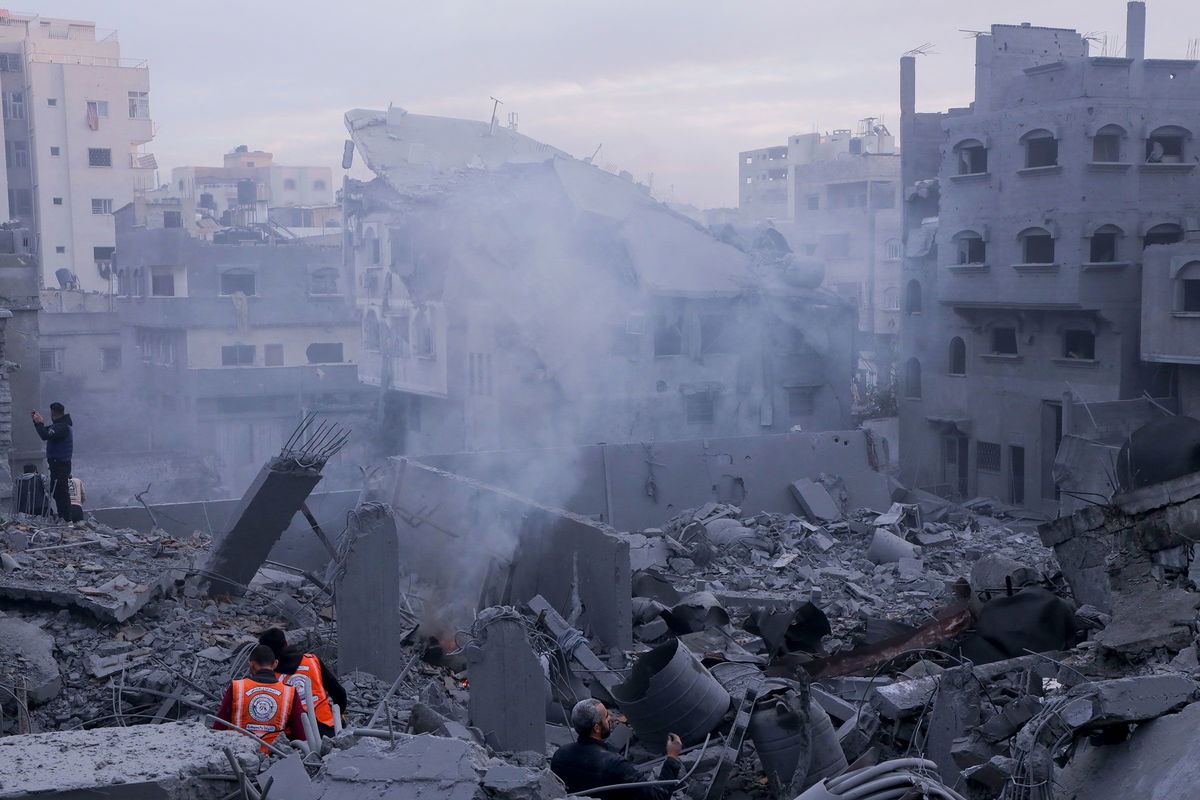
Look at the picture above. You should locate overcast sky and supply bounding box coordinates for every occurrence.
[30,0,1196,208]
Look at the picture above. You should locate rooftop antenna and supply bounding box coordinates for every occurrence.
[488,96,503,136]
[584,143,603,164]
[903,42,937,57]
[507,110,518,131]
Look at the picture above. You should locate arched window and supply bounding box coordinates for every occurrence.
[954,138,988,175]
[1021,129,1058,168]
[309,267,340,295]
[220,268,256,296]
[882,287,900,311]
[904,357,922,399]
[948,337,966,375]
[1176,261,1200,312]
[363,310,381,351]
[1018,227,1055,264]
[905,279,922,314]
[1089,224,1123,263]
[1146,125,1190,164]
[1145,223,1184,248]
[1092,124,1125,162]
[953,230,986,265]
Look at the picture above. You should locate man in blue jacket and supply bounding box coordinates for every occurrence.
[32,402,73,521]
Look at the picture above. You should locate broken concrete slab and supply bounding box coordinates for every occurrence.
[870,652,1065,720]
[0,722,260,799]
[789,479,842,523]
[481,763,565,800]
[203,457,325,597]
[1059,674,1199,729]
[467,616,545,754]
[0,617,60,706]
[1095,584,1200,658]
[1055,700,1200,800]
[317,733,492,800]
[260,752,318,800]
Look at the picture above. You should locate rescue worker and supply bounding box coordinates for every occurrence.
[212,643,307,753]
[259,627,347,737]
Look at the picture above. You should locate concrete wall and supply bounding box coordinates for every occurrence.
[92,488,360,572]
[418,429,891,532]
[364,458,632,650]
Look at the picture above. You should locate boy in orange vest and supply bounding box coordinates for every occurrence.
[260,628,348,738]
[213,644,307,752]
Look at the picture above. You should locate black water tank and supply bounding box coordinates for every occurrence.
[1116,415,1200,491]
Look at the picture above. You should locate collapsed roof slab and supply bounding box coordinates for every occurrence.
[0,722,261,799]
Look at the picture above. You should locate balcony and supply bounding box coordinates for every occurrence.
[26,51,147,69]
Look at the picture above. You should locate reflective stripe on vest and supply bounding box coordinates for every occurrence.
[232,678,295,751]
[279,653,333,726]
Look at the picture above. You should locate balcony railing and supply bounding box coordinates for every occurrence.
[26,51,147,69]
[130,153,157,169]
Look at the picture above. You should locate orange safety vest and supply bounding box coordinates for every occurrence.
[279,653,334,726]
[231,678,296,752]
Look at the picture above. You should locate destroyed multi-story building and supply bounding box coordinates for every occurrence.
[740,125,902,397]
[345,107,857,455]
[0,12,154,293]
[899,2,1188,512]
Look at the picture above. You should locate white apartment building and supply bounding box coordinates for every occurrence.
[0,12,153,293]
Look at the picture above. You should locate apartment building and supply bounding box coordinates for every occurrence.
[740,125,903,395]
[898,3,1188,512]
[0,12,153,292]
[346,107,855,457]
[108,196,371,495]
[168,146,338,235]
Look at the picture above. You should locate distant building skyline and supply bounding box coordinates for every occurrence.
[20,0,1200,210]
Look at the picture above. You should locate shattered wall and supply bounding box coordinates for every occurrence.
[418,429,890,531]
[361,457,632,651]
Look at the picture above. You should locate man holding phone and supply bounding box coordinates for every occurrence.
[32,402,73,521]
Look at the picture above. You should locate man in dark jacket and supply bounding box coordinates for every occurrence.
[15,464,49,516]
[32,402,72,521]
[259,627,348,737]
[551,699,683,799]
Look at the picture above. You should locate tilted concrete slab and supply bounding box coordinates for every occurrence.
[317,734,490,800]
[0,617,61,706]
[0,722,261,799]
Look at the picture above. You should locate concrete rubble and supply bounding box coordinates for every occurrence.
[5,421,1200,799]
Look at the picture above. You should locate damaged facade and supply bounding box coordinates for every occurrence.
[740,124,903,403]
[899,3,1189,512]
[345,107,856,456]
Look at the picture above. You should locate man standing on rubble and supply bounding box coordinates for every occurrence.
[31,402,72,521]
[259,627,348,737]
[212,643,307,753]
[551,698,683,799]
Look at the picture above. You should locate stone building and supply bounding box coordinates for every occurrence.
[345,107,856,457]
[106,196,371,497]
[899,2,1188,512]
[740,125,903,397]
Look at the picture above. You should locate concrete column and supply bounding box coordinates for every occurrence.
[467,617,545,753]
[336,506,408,681]
[1126,2,1146,60]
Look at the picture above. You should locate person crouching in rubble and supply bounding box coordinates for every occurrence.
[551,698,683,799]
[212,643,307,753]
[259,627,348,737]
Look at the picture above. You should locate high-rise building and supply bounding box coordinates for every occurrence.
[0,12,154,293]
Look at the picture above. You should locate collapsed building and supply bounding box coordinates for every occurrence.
[344,106,857,456]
